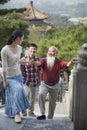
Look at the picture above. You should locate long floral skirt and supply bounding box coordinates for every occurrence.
[5,75,30,117]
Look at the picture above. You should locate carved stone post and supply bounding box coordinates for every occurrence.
[68,68,74,120]
[74,43,87,130]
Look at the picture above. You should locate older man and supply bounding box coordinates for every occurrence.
[33,46,74,120]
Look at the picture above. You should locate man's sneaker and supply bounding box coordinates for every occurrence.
[48,116,53,119]
[37,115,46,120]
[29,112,36,117]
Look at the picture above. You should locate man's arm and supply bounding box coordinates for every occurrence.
[19,57,35,65]
[67,58,78,67]
[31,60,41,66]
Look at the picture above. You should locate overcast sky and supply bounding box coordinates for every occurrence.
[0,0,87,9]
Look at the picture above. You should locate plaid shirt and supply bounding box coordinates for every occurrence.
[21,56,41,87]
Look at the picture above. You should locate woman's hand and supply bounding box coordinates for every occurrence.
[3,80,8,89]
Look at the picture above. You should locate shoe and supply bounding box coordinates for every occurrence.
[29,112,36,117]
[37,115,46,120]
[48,117,53,119]
[22,112,27,116]
[14,114,22,123]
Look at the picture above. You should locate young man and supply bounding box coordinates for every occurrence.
[21,43,41,117]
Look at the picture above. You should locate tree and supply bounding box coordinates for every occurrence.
[0,0,10,4]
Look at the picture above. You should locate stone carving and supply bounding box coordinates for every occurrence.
[76,43,87,70]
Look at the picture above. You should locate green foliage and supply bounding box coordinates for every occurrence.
[0,15,29,55]
[0,9,87,66]
[0,8,26,15]
[0,0,10,4]
[36,23,87,73]
[37,23,87,62]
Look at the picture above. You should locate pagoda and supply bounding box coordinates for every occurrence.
[22,1,53,31]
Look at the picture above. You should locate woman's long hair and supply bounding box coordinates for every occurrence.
[7,29,24,45]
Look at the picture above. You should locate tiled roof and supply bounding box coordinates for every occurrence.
[23,1,50,20]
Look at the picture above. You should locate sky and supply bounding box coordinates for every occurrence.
[0,0,87,9]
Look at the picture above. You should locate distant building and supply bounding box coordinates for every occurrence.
[22,1,53,32]
[68,17,87,25]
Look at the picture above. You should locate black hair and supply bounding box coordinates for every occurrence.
[7,29,24,45]
[27,43,38,49]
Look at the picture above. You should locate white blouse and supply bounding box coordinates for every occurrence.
[1,45,22,77]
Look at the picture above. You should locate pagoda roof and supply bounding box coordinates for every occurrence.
[23,1,50,21]
[29,20,53,32]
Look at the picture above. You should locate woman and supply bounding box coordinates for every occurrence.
[1,29,30,123]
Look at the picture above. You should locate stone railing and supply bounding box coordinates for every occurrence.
[71,43,87,130]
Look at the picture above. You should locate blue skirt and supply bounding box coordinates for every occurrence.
[5,75,30,117]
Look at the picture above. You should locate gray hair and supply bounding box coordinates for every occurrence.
[49,46,58,54]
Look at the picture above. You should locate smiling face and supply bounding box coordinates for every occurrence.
[28,46,37,58]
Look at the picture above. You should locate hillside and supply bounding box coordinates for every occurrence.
[0,11,87,62]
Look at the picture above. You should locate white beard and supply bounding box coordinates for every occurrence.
[47,55,55,70]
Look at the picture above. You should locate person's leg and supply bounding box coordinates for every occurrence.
[23,84,30,96]
[48,88,58,119]
[37,82,48,120]
[28,86,36,116]
[22,84,30,116]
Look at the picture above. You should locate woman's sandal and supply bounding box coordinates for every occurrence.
[14,114,22,123]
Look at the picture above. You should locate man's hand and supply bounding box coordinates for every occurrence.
[67,57,78,67]
[19,58,34,65]
[71,57,78,64]
[31,61,41,66]
[19,58,27,65]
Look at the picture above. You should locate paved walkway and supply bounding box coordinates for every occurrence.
[0,101,73,130]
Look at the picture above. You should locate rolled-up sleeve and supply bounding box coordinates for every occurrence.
[1,49,7,72]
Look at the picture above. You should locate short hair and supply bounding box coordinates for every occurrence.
[27,43,38,49]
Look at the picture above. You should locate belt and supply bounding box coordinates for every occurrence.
[45,82,57,86]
